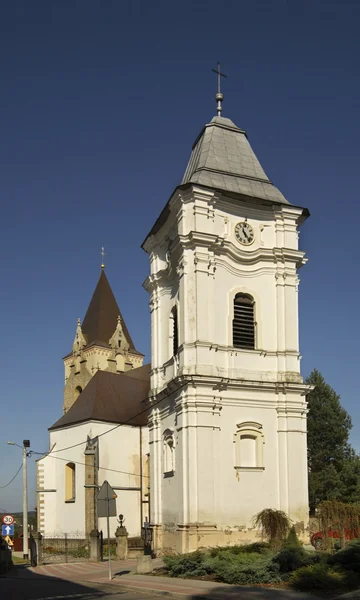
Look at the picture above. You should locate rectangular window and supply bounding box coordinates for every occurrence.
[65,462,76,502]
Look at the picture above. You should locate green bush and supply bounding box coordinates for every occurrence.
[328,539,360,573]
[275,547,307,573]
[284,526,302,549]
[203,550,281,585]
[290,563,356,595]
[163,551,208,578]
[208,542,269,558]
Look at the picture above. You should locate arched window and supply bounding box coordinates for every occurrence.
[74,386,82,400]
[65,462,76,502]
[234,422,264,471]
[163,430,175,476]
[233,293,255,349]
[169,307,179,357]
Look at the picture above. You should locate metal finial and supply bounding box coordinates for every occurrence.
[100,247,105,269]
[212,63,227,116]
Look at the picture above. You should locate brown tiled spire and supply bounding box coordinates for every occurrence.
[81,269,136,351]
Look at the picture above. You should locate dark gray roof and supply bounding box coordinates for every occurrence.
[49,364,150,430]
[81,269,142,354]
[182,116,288,205]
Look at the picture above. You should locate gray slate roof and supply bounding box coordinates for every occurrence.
[182,116,289,205]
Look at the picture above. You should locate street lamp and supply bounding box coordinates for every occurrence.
[7,439,30,559]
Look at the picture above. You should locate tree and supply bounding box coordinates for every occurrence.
[306,369,360,513]
[253,508,290,549]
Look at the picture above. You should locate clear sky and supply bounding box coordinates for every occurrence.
[1,0,359,512]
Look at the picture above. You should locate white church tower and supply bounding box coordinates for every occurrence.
[143,85,310,553]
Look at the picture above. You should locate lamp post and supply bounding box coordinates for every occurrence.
[8,439,30,559]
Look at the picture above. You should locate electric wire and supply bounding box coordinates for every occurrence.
[0,463,23,489]
[33,379,186,457]
[30,451,149,478]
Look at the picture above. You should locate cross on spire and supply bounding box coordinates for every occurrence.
[100,247,105,269]
[212,62,227,116]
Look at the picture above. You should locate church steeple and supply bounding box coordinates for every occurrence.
[182,116,288,206]
[63,268,144,414]
[82,269,136,351]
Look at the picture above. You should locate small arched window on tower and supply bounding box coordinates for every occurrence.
[74,386,82,400]
[169,306,179,357]
[163,430,175,476]
[233,293,255,349]
[65,462,76,502]
[234,422,264,471]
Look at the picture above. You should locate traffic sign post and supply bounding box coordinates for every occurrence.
[2,524,14,536]
[2,515,14,525]
[97,481,117,581]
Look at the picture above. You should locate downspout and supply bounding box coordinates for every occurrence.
[140,427,143,531]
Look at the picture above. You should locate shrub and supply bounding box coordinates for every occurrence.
[290,563,356,595]
[208,542,269,558]
[204,550,281,585]
[328,539,360,573]
[284,526,302,549]
[163,551,208,578]
[253,509,290,549]
[275,547,306,574]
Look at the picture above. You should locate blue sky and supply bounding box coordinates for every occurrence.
[1,0,359,512]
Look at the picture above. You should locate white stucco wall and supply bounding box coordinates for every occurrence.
[37,421,149,538]
[144,185,310,552]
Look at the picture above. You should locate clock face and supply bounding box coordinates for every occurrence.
[235,221,255,246]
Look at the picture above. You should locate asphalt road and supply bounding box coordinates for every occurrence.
[1,567,159,600]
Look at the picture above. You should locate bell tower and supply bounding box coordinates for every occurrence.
[63,266,144,413]
[143,94,311,552]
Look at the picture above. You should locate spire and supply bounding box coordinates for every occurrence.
[100,247,105,269]
[81,270,137,351]
[182,115,289,205]
[72,318,87,353]
[212,63,227,117]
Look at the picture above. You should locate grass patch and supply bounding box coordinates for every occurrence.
[11,555,29,564]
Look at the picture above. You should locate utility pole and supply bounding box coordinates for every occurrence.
[23,440,30,560]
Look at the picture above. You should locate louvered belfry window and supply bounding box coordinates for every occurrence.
[233,294,255,349]
[172,307,179,356]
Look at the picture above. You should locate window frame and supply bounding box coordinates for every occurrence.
[65,462,76,502]
[232,293,256,350]
[163,429,175,477]
[233,422,264,472]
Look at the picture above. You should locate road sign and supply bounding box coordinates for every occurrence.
[2,515,14,525]
[96,481,117,581]
[2,524,14,536]
[97,481,117,518]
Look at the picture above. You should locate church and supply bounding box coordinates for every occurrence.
[37,88,310,554]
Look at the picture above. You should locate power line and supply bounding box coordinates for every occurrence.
[34,379,186,457]
[31,451,149,479]
[0,463,23,489]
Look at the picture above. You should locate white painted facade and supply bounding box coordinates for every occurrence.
[38,109,310,555]
[37,422,149,538]
[143,184,310,553]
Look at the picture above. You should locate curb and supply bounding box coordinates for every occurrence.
[84,577,212,600]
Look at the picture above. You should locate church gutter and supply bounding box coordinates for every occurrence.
[139,427,143,531]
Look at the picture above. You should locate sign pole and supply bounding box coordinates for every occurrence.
[106,492,111,581]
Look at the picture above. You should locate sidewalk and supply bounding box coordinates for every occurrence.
[98,571,318,599]
[26,559,319,599]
